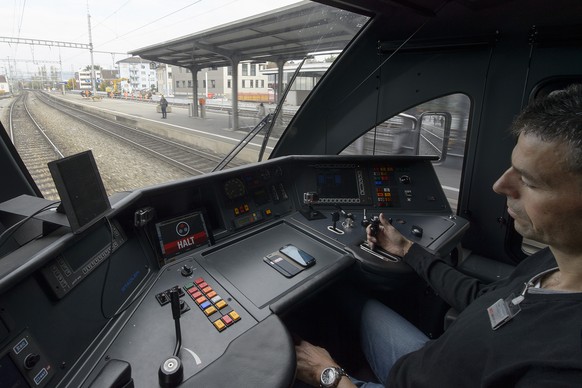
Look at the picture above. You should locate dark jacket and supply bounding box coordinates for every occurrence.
[389,245,582,387]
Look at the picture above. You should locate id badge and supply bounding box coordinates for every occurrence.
[487,294,521,330]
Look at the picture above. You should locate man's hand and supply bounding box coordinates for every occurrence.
[366,213,414,257]
[295,339,354,387]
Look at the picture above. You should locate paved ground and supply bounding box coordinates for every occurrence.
[51,91,278,160]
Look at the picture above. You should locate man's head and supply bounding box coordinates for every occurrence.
[493,84,582,254]
[510,84,582,174]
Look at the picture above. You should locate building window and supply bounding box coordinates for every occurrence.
[242,80,246,88]
[188,80,192,87]
[250,80,254,88]
[227,66,232,76]
[210,80,216,88]
[251,64,257,76]
[227,79,231,88]
[203,80,206,88]
[242,63,248,76]
[261,80,265,88]
[182,80,186,87]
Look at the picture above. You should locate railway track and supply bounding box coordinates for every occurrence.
[9,93,63,199]
[36,92,227,175]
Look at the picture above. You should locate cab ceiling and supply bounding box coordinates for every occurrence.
[129,1,368,70]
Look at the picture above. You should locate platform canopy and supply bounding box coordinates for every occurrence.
[128,1,368,70]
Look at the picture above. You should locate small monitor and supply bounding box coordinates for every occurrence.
[155,212,211,260]
[48,150,111,234]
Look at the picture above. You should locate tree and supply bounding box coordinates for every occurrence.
[67,78,77,90]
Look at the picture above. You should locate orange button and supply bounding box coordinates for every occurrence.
[213,319,226,332]
[195,296,207,305]
[229,311,241,322]
[207,290,217,299]
[202,286,212,294]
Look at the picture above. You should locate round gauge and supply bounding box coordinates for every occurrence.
[260,168,271,180]
[223,177,246,200]
[271,166,283,177]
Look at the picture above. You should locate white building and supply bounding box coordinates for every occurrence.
[170,61,271,101]
[117,57,157,93]
[0,75,9,95]
[77,69,102,90]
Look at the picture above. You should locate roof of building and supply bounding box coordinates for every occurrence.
[128,1,367,70]
[0,75,7,83]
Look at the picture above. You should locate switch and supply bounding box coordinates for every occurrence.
[180,265,193,277]
[24,353,40,370]
[411,225,423,238]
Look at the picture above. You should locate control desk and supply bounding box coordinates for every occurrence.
[0,155,468,388]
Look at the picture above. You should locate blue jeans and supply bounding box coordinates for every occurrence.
[351,300,429,387]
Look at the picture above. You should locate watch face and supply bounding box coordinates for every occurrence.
[321,367,337,385]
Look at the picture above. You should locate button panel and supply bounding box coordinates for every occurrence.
[184,278,241,332]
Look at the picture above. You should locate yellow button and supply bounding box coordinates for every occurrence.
[216,300,227,309]
[213,319,226,331]
[204,306,217,316]
[229,311,241,321]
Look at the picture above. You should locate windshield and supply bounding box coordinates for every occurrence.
[0,0,368,200]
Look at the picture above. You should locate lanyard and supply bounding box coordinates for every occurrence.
[511,266,559,305]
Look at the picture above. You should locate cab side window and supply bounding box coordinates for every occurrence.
[341,93,470,210]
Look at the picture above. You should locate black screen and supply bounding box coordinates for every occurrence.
[48,150,111,234]
[316,169,358,199]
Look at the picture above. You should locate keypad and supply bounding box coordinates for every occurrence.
[184,277,241,332]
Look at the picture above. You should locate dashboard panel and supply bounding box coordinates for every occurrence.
[0,155,468,387]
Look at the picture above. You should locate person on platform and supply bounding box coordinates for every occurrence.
[160,95,168,119]
[295,84,582,387]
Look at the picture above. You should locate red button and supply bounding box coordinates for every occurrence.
[222,315,234,326]
[194,277,204,285]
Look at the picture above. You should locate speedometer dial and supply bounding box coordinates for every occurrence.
[223,177,246,200]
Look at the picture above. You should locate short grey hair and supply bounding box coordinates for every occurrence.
[511,84,582,174]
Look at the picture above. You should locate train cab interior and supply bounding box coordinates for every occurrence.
[0,0,581,387]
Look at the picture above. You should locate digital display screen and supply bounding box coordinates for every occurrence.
[0,353,28,387]
[316,169,359,199]
[48,150,111,234]
[155,212,210,259]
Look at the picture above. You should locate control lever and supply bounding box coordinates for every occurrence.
[327,211,345,235]
[361,209,370,228]
[158,288,184,388]
[299,192,325,220]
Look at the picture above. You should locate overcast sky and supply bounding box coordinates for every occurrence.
[0,0,301,76]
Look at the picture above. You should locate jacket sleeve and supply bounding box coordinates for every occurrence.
[402,244,493,311]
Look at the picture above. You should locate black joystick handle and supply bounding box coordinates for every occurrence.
[331,211,340,230]
[369,217,381,236]
[159,288,184,388]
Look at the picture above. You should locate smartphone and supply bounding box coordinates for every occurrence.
[263,253,301,278]
[279,244,316,268]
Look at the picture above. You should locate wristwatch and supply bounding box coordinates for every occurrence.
[320,366,348,388]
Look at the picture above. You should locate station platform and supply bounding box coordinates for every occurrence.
[50,92,278,163]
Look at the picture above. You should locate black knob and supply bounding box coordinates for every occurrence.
[158,356,183,388]
[411,225,423,238]
[24,353,40,370]
[180,265,193,277]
